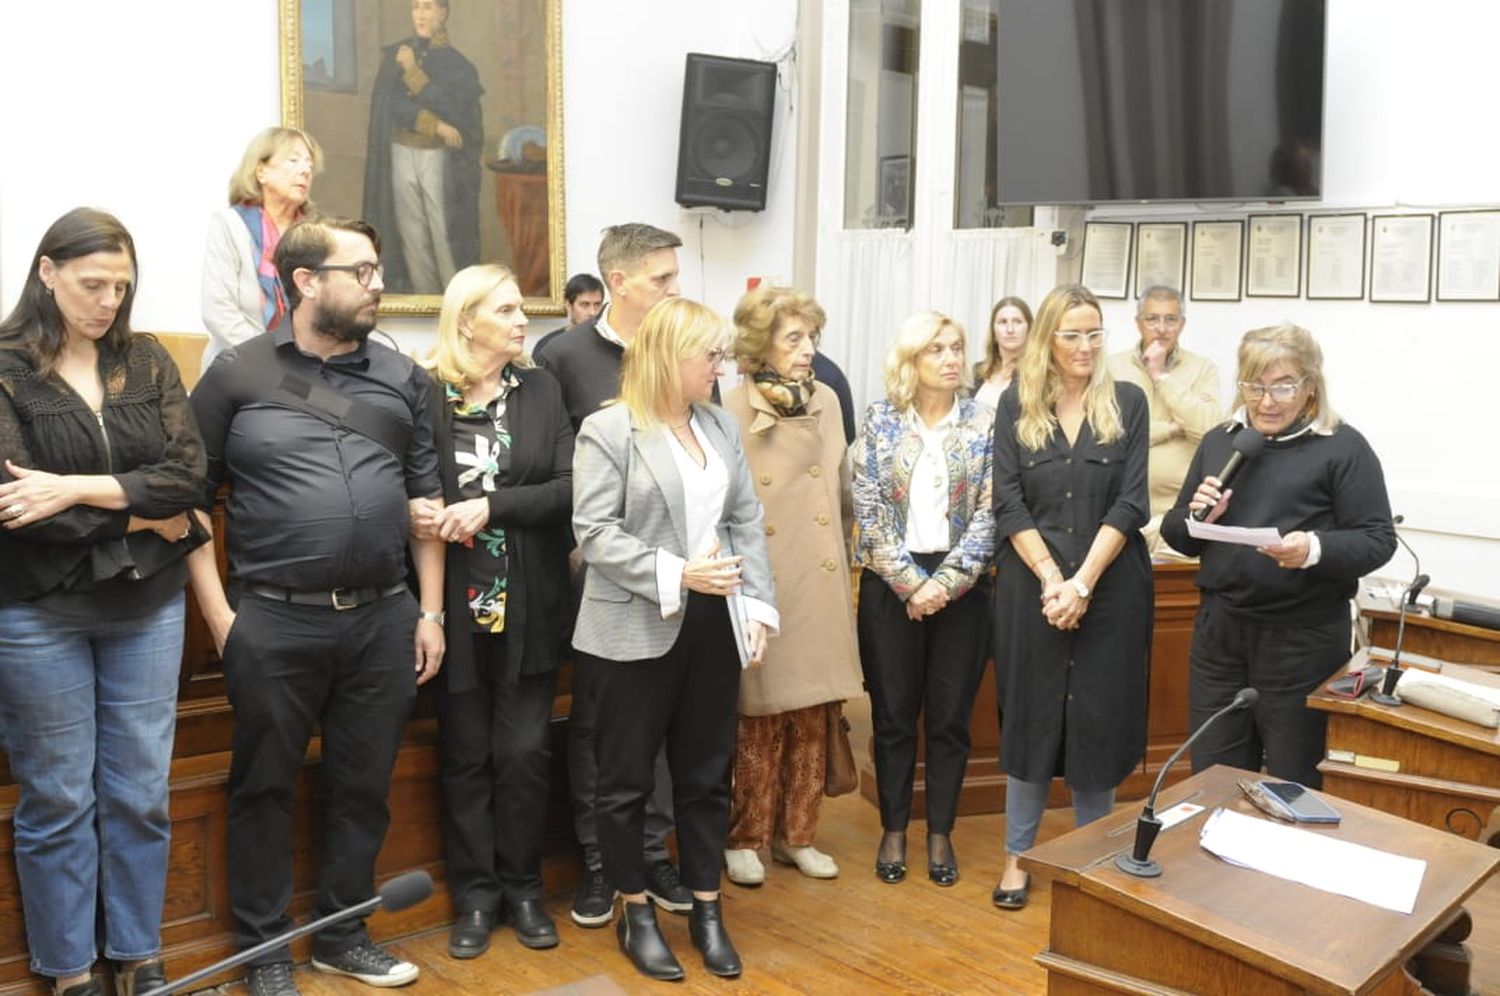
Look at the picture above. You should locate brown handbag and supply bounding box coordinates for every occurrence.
[824,701,859,797]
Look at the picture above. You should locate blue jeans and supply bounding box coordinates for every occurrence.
[0,594,184,978]
[1004,775,1115,855]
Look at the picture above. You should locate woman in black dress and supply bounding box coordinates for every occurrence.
[988,283,1151,911]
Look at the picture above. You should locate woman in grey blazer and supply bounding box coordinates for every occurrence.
[572,297,777,982]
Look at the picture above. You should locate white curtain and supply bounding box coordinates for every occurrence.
[822,227,1048,416]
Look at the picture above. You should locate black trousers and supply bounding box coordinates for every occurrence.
[566,564,673,866]
[436,633,557,912]
[222,591,417,965]
[857,559,990,833]
[581,592,740,895]
[1188,596,1351,788]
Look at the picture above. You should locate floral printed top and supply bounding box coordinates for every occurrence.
[852,396,996,600]
[446,367,522,633]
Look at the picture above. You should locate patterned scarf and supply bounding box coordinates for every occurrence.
[232,203,290,331]
[752,367,816,417]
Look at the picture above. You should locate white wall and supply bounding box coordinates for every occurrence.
[1080,0,1500,596]
[0,0,801,353]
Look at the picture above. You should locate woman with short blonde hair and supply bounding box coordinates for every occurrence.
[572,297,777,981]
[853,310,995,888]
[201,127,324,370]
[720,287,863,887]
[989,282,1152,911]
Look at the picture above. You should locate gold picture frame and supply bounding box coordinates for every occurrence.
[279,0,566,316]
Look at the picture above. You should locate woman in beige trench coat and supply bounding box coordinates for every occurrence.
[720,286,865,886]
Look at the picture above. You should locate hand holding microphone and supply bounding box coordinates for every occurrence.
[1189,429,1266,522]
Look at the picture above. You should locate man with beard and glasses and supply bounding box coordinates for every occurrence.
[187,217,445,996]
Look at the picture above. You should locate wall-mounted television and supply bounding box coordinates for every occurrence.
[992,0,1326,205]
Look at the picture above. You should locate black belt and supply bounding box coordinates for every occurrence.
[242,581,408,611]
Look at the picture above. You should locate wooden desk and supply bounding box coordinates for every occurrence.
[1310,660,1500,846]
[1360,582,1500,668]
[862,561,1201,816]
[1021,765,1500,995]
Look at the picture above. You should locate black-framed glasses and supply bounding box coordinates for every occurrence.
[1238,379,1306,402]
[1053,329,1108,348]
[313,261,384,287]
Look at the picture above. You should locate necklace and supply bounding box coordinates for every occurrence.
[669,413,693,430]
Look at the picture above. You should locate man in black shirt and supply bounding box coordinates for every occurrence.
[534,223,696,926]
[188,217,445,996]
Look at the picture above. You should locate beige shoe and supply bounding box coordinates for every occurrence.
[771,841,839,879]
[724,848,766,885]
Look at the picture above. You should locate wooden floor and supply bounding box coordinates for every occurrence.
[202,700,1500,996]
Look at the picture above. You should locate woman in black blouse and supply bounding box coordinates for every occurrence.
[414,263,575,959]
[988,284,1151,911]
[0,209,208,996]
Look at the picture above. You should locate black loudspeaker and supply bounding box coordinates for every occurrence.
[675,53,776,212]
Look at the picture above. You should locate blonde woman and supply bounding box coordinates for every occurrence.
[413,264,575,957]
[201,127,323,369]
[572,297,777,981]
[972,295,1032,410]
[853,312,995,889]
[721,287,864,887]
[989,283,1151,911]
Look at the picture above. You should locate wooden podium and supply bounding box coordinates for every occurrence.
[1021,765,1500,994]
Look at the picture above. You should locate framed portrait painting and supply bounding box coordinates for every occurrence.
[280,0,566,316]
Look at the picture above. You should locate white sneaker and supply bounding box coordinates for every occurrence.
[771,841,839,879]
[724,848,766,885]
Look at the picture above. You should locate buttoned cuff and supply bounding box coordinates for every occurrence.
[656,549,685,618]
[1302,532,1322,569]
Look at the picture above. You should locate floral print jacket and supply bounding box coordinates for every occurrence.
[852,396,996,600]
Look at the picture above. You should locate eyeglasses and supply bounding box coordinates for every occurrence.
[1138,314,1184,328]
[1053,330,1108,348]
[313,261,384,287]
[704,347,727,365]
[1238,379,1306,402]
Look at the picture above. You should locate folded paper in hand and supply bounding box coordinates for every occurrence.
[1185,520,1283,547]
[1199,807,1425,914]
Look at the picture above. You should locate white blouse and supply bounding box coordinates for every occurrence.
[904,404,957,554]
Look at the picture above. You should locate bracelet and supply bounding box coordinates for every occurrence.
[419,610,446,625]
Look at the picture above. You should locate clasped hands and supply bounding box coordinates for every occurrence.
[1188,474,1311,569]
[905,578,949,621]
[409,496,487,543]
[1041,578,1087,631]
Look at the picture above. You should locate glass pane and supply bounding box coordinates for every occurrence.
[953,0,1032,229]
[845,0,920,229]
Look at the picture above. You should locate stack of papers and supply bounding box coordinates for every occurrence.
[1198,808,1426,914]
[1185,520,1283,547]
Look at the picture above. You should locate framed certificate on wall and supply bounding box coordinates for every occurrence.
[1436,210,1500,302]
[1306,214,1366,300]
[1245,214,1302,298]
[1369,214,1434,303]
[1189,220,1244,302]
[1134,222,1188,298]
[1081,222,1133,299]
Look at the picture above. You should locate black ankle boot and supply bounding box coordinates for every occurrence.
[616,900,684,981]
[689,898,742,978]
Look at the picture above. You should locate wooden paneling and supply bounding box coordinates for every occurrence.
[863,562,1200,816]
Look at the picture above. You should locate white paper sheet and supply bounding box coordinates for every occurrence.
[1185,519,1283,547]
[1198,808,1426,914]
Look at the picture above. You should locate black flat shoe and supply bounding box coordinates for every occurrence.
[617,901,684,981]
[992,873,1031,910]
[875,830,907,883]
[448,909,494,959]
[503,897,559,950]
[689,898,742,978]
[928,862,959,887]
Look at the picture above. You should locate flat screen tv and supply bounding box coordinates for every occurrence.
[993,0,1326,205]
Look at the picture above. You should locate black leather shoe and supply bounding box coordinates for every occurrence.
[992,873,1031,910]
[447,909,494,959]
[115,959,167,996]
[689,898,743,978]
[503,897,559,950]
[929,861,959,886]
[617,900,684,981]
[875,830,907,883]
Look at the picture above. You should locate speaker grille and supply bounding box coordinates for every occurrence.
[675,54,776,211]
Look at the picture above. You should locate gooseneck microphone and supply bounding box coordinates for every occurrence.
[1191,430,1266,521]
[1371,515,1431,705]
[138,871,433,996]
[1115,687,1259,878]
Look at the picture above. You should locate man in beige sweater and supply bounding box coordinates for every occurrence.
[1107,286,1222,559]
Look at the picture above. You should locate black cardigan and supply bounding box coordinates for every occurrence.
[428,365,575,692]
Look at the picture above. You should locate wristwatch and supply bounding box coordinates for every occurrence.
[1070,578,1091,600]
[419,610,446,625]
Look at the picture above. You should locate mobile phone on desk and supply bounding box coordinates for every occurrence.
[1257,780,1341,824]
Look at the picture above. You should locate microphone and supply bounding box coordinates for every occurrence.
[1191,430,1266,521]
[1371,514,1430,705]
[1115,687,1259,878]
[138,871,433,996]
